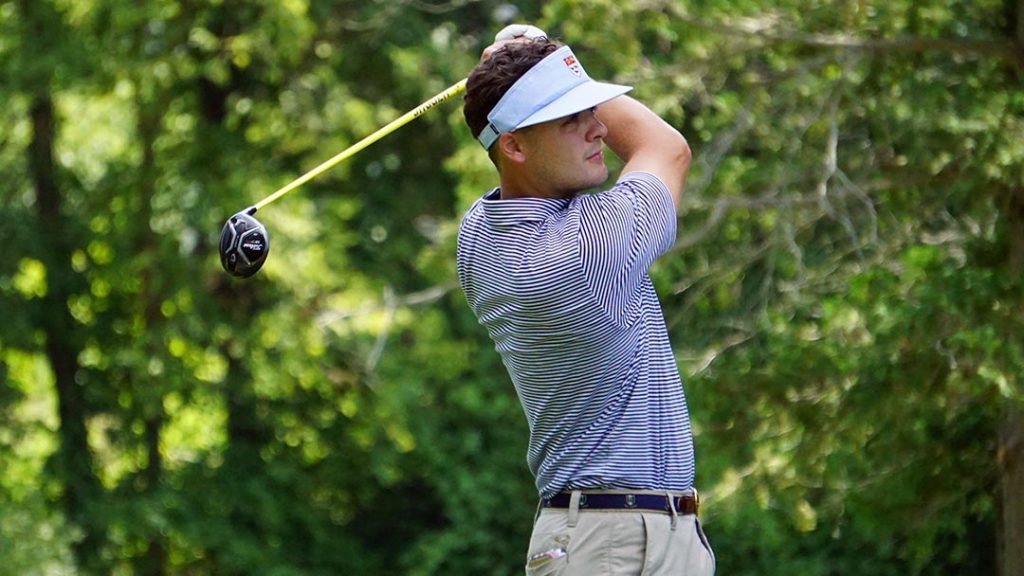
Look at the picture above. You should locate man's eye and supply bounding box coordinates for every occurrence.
[564,108,596,126]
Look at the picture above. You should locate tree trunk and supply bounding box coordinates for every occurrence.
[998,183,1024,576]
[30,94,105,572]
[1000,405,1024,576]
[138,414,167,576]
[136,94,168,576]
[997,3,1024,571]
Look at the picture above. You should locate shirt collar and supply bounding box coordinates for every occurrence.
[479,188,571,226]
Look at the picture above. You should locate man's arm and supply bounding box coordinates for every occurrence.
[596,96,691,209]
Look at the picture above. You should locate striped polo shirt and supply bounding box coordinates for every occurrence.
[456,171,695,498]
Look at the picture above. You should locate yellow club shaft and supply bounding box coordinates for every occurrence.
[251,78,468,213]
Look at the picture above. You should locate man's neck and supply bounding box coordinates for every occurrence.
[498,174,571,200]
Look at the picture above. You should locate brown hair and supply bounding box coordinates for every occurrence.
[463,38,562,141]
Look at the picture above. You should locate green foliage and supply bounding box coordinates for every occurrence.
[1,0,1022,574]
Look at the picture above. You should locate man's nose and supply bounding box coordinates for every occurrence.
[587,112,607,140]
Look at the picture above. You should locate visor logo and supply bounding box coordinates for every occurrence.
[563,55,582,77]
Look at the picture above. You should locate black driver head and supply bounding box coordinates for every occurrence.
[219,209,269,278]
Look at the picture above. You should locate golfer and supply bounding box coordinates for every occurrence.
[457,25,714,575]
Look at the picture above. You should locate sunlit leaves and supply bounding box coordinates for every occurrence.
[12,258,47,299]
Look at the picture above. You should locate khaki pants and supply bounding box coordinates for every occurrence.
[525,492,715,576]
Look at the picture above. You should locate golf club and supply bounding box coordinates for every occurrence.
[219,78,468,278]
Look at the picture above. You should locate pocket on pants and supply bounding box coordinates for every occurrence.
[525,545,568,576]
[525,512,571,576]
[695,519,716,572]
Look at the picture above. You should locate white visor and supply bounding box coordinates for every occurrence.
[477,45,632,149]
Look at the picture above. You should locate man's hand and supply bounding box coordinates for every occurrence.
[480,24,547,61]
[494,24,546,42]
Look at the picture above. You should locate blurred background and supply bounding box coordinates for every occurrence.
[2,0,1022,574]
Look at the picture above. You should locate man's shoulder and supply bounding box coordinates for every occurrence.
[571,172,674,214]
[599,172,671,199]
[616,171,670,191]
[458,191,494,234]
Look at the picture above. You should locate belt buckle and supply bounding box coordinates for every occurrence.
[625,494,636,509]
[679,488,699,515]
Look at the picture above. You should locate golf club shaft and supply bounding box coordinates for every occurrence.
[251,78,468,213]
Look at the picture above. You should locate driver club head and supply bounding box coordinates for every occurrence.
[219,209,270,278]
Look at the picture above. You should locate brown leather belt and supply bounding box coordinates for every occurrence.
[541,491,699,515]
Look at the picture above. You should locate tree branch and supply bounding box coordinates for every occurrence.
[316,282,456,326]
[636,2,1024,68]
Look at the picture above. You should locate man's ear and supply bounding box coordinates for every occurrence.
[495,131,528,164]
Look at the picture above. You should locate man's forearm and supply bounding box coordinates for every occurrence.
[597,96,691,206]
[598,96,686,162]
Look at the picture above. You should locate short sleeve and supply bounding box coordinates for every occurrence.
[573,172,677,324]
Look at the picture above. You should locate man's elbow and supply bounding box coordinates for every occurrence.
[670,130,692,174]
[665,131,691,206]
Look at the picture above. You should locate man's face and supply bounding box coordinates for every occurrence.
[516,108,609,197]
